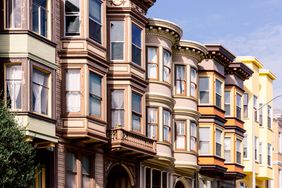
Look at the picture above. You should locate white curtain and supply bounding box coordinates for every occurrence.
[111,90,124,127]
[66,70,80,112]
[163,67,170,82]
[199,127,210,154]
[6,65,22,109]
[163,50,171,82]
[147,108,157,139]
[176,121,185,149]
[148,64,157,79]
[224,138,231,162]
[176,66,185,94]
[32,69,46,113]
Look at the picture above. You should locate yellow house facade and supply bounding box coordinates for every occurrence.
[235,56,276,188]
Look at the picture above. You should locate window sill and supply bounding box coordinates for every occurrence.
[13,111,56,124]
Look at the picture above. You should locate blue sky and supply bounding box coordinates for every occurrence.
[148,0,282,109]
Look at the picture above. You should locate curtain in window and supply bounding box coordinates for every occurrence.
[224,138,231,162]
[6,65,22,109]
[65,0,80,35]
[32,69,47,114]
[66,70,80,112]
[176,121,185,149]
[147,108,157,139]
[199,127,210,154]
[190,122,197,150]
[6,0,22,28]
[163,50,171,82]
[176,65,185,94]
[147,47,157,79]
[111,90,124,127]
[110,21,124,60]
[163,110,170,141]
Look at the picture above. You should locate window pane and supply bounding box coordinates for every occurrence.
[163,110,171,127]
[191,67,197,83]
[110,21,124,41]
[66,152,76,172]
[132,24,141,47]
[81,156,90,175]
[112,110,124,128]
[147,64,157,79]
[163,50,171,67]
[199,127,210,141]
[89,0,101,22]
[89,19,101,43]
[191,122,197,137]
[90,72,101,97]
[176,136,185,149]
[65,0,80,13]
[66,69,80,112]
[163,67,170,82]
[199,77,209,91]
[224,138,231,162]
[147,47,157,63]
[89,97,100,116]
[40,8,47,37]
[66,16,80,35]
[111,42,124,60]
[216,129,222,143]
[32,4,39,33]
[216,80,222,94]
[225,91,230,115]
[6,65,22,109]
[6,0,22,28]
[132,92,141,113]
[147,108,157,123]
[111,90,124,127]
[176,65,185,80]
[132,114,141,131]
[176,121,185,135]
[132,45,141,65]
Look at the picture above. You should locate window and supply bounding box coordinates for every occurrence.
[132,92,142,132]
[224,91,231,116]
[190,121,197,151]
[132,23,141,65]
[65,0,80,36]
[6,0,21,28]
[176,121,186,149]
[243,93,248,118]
[110,21,124,60]
[215,79,222,108]
[255,136,258,161]
[152,170,161,188]
[243,134,248,158]
[66,152,77,188]
[259,142,262,164]
[279,132,282,153]
[199,127,210,154]
[32,68,49,115]
[175,65,186,95]
[254,95,258,122]
[268,105,272,128]
[190,67,197,97]
[163,110,171,142]
[236,139,242,164]
[224,137,231,162]
[32,0,48,37]
[147,108,158,139]
[199,77,209,104]
[5,65,22,109]
[259,103,263,126]
[279,170,282,188]
[162,172,167,188]
[236,93,242,119]
[145,168,167,188]
[89,0,102,43]
[81,156,90,188]
[267,143,271,166]
[89,72,102,116]
[147,47,158,79]
[163,49,171,82]
[216,129,222,156]
[111,90,124,128]
[66,69,81,112]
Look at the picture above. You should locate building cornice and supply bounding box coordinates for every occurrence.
[259,69,277,80]
[235,56,263,69]
[205,44,235,66]
[226,62,254,80]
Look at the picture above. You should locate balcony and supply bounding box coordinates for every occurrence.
[108,128,156,158]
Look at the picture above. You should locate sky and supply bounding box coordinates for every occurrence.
[147,0,282,110]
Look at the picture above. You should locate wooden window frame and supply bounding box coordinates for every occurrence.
[146,46,159,80]
[175,120,186,151]
[146,107,158,140]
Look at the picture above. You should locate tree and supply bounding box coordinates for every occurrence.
[0,101,35,188]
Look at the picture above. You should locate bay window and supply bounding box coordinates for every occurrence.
[267,143,271,166]
[89,0,102,43]
[89,72,102,116]
[32,68,49,115]
[66,69,81,113]
[243,93,248,118]
[66,152,77,188]
[268,105,272,128]
[110,21,124,60]
[65,0,80,36]
[216,129,222,156]
[224,137,231,162]
[132,23,142,65]
[224,91,231,116]
[190,67,197,97]
[254,95,258,122]
[6,0,22,28]
[243,134,248,158]
[111,90,124,128]
[259,142,262,164]
[175,65,186,95]
[175,121,186,149]
[199,127,210,154]
[199,77,209,104]
[215,79,222,108]
[147,108,158,139]
[163,109,171,142]
[147,47,158,79]
[236,139,242,164]
[81,156,91,188]
[190,121,197,151]
[5,65,22,109]
[132,92,142,132]
[32,0,48,37]
[163,49,171,82]
[236,93,242,119]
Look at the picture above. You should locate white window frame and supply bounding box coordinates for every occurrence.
[146,47,158,79]
[32,0,49,37]
[224,137,231,162]
[236,93,242,119]
[215,79,222,108]
[224,91,231,116]
[236,139,242,164]
[163,109,171,142]
[199,77,209,104]
[65,69,81,113]
[190,67,197,97]
[215,129,222,157]
[199,127,210,154]
[243,134,248,159]
[89,0,102,43]
[175,120,186,150]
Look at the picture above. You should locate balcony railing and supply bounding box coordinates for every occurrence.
[108,128,156,156]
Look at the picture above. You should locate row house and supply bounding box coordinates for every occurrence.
[197,46,253,187]
[273,112,282,188]
[1,0,273,188]
[236,56,276,188]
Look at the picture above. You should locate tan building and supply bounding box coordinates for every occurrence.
[273,113,282,188]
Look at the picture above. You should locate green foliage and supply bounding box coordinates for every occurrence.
[0,101,35,188]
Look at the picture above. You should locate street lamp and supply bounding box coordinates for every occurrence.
[251,94,282,188]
